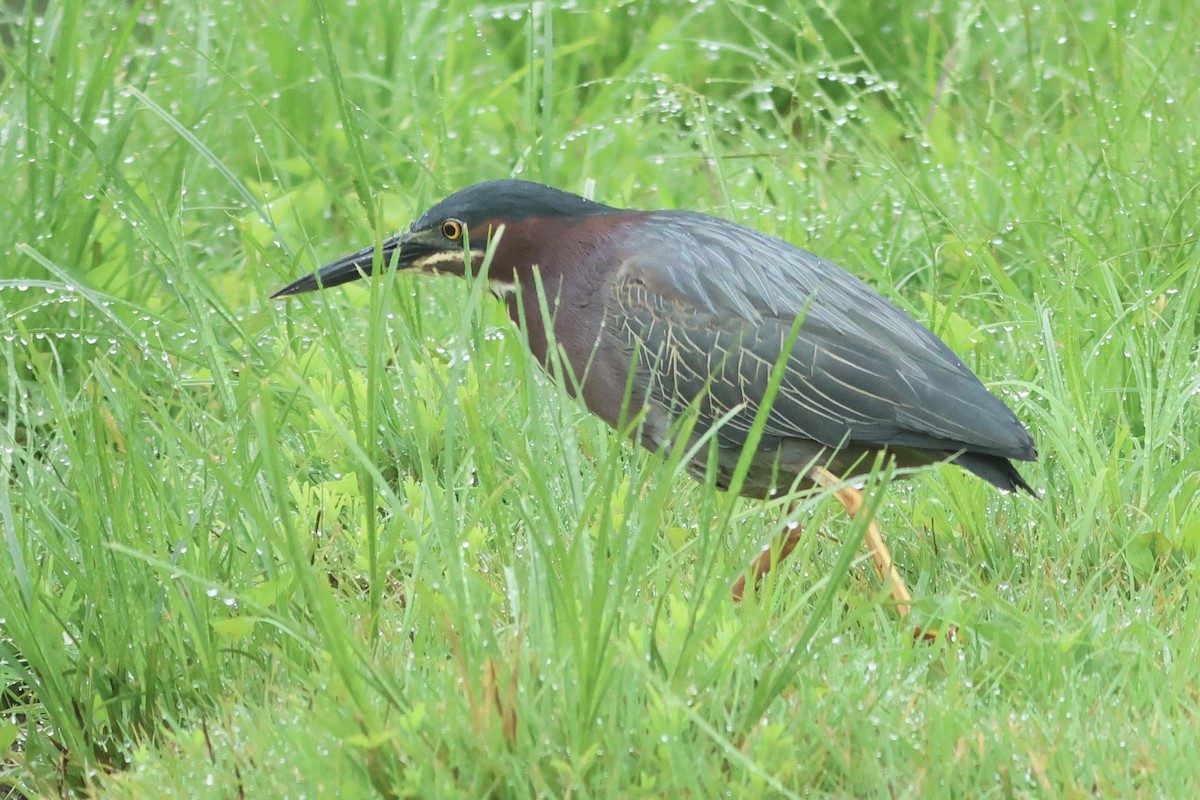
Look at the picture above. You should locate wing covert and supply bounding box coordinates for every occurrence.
[604,213,1035,461]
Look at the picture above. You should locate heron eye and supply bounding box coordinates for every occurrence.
[441,219,464,241]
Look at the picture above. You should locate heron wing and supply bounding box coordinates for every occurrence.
[606,211,1035,461]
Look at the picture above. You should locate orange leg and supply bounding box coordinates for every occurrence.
[807,466,912,619]
[730,514,805,603]
[732,468,955,642]
[732,467,913,619]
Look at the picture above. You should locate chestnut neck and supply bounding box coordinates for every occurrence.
[485,212,641,371]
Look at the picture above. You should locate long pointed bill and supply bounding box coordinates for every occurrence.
[271,234,414,298]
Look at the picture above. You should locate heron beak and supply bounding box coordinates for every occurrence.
[271,233,435,298]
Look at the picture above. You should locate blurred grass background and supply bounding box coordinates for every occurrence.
[1,0,1198,796]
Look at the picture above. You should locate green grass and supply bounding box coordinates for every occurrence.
[2,0,1198,796]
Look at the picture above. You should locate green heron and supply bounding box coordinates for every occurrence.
[274,179,1036,621]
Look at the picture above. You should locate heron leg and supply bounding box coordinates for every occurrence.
[730,505,804,603]
[730,468,954,641]
[807,466,913,619]
[729,468,915,615]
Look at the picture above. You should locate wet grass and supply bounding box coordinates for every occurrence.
[1,0,1198,796]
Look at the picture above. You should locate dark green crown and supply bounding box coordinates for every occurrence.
[412,180,617,231]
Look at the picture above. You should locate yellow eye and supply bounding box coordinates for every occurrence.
[441,219,464,241]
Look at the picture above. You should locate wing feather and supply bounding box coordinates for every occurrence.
[605,212,1036,462]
